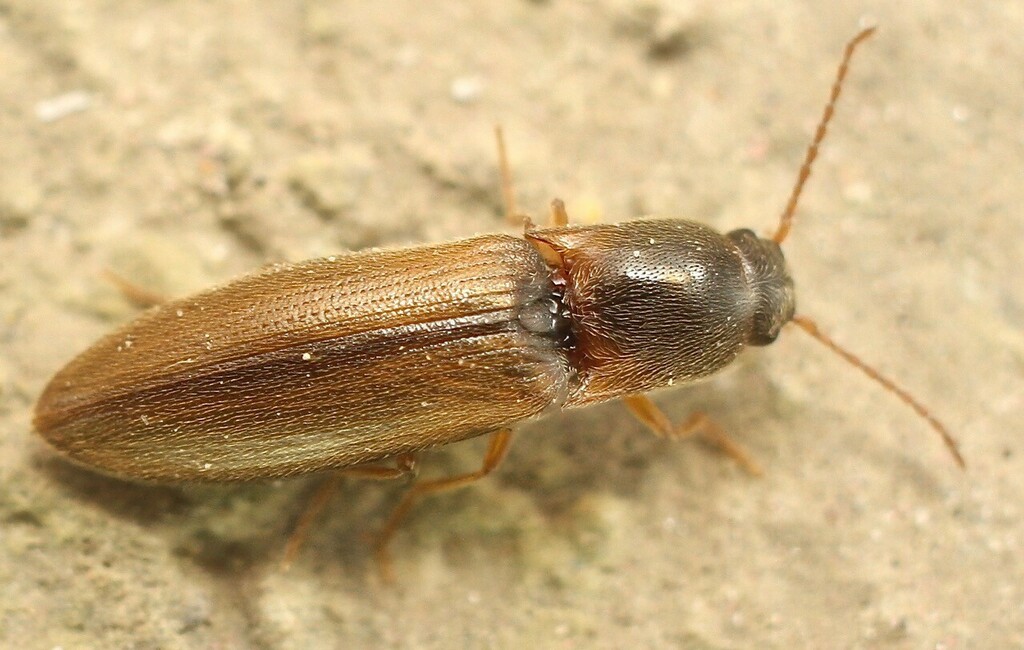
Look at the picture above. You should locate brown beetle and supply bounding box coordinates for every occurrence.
[33,27,962,569]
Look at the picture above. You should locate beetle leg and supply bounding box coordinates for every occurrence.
[102,269,168,308]
[622,394,763,476]
[549,198,570,227]
[493,125,526,227]
[343,453,419,480]
[280,453,418,570]
[374,428,514,581]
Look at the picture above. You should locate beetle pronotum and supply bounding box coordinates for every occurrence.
[34,27,963,574]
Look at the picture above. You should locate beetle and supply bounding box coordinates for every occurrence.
[33,27,962,569]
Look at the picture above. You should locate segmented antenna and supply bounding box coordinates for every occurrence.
[773,26,877,244]
[791,315,965,469]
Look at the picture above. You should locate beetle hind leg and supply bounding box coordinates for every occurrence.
[622,394,763,476]
[103,269,168,308]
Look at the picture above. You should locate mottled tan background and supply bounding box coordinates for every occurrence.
[1,2,1021,648]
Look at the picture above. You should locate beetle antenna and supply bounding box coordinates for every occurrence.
[773,26,876,244]
[790,314,965,469]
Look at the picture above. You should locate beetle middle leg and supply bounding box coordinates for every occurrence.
[280,453,418,570]
[374,428,514,581]
[622,394,763,476]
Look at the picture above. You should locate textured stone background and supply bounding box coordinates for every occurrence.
[1,2,1021,648]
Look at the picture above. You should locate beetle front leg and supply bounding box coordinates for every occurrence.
[622,394,763,476]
